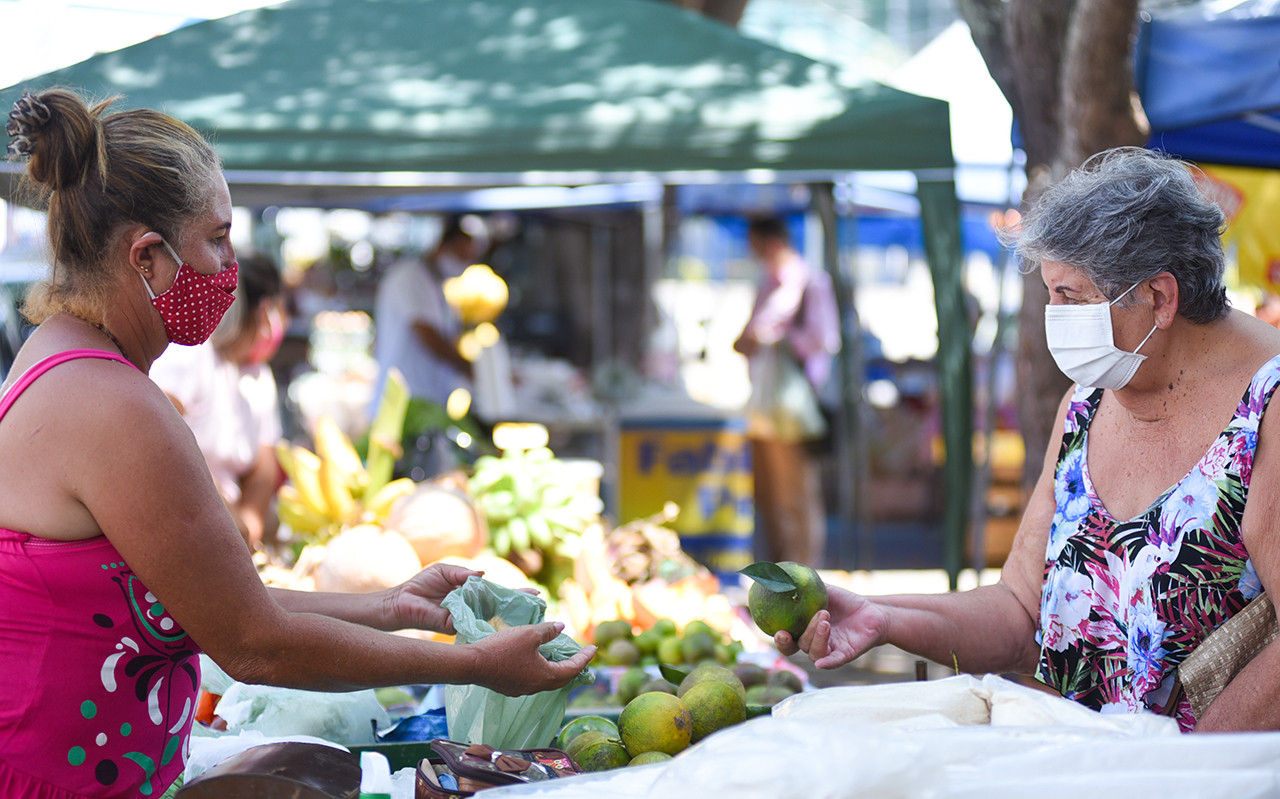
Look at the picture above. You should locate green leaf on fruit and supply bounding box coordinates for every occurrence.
[658,664,689,685]
[739,561,797,592]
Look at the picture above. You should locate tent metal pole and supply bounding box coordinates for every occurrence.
[917,178,972,591]
[811,182,863,570]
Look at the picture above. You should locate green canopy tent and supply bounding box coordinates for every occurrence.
[0,0,971,585]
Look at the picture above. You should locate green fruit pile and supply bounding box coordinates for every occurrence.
[589,617,745,670]
[736,663,804,708]
[554,664,759,773]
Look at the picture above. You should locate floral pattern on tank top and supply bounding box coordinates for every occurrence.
[1034,354,1280,731]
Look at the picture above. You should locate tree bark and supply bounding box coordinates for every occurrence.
[956,1,1150,493]
[657,0,750,27]
[1006,0,1074,178]
[1060,0,1149,165]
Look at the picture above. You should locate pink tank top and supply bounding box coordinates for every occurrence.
[0,349,201,798]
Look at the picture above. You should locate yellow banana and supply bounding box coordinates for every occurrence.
[319,454,357,523]
[291,445,330,518]
[313,416,368,496]
[277,486,331,534]
[365,369,409,498]
[364,477,417,519]
[274,440,298,484]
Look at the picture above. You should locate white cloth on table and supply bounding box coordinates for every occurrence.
[477,675,1280,799]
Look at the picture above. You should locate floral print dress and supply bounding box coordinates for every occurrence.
[1035,354,1280,731]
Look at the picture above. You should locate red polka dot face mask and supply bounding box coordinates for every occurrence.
[144,239,239,346]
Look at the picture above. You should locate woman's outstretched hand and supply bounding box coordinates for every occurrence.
[384,562,481,634]
[471,622,597,696]
[774,587,889,669]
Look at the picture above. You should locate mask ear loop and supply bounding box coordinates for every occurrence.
[1133,323,1158,355]
[1108,279,1144,306]
[139,236,185,300]
[158,239,184,267]
[1110,278,1158,355]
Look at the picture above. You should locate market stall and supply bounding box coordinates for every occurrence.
[0,0,973,582]
[1135,1,1280,294]
[178,671,1280,798]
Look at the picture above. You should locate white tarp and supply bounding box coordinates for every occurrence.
[472,674,1280,799]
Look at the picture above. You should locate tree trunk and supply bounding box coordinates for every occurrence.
[1060,0,1149,166]
[957,0,1148,493]
[656,0,750,27]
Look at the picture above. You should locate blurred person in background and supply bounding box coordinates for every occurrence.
[372,216,480,476]
[734,216,840,566]
[150,252,287,553]
[1254,291,1280,330]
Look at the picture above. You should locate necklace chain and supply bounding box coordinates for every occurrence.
[94,323,126,357]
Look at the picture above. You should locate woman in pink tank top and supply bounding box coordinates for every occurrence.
[1,90,593,797]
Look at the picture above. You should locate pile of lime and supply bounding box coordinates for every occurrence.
[590,618,744,670]
[556,662,770,773]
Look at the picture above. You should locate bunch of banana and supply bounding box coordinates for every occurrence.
[468,446,604,562]
[276,370,417,544]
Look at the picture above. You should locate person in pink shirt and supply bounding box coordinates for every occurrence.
[0,88,593,798]
[734,216,840,566]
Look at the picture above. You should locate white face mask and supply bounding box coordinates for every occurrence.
[1044,281,1158,390]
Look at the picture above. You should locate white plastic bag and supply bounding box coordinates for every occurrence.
[213,682,389,746]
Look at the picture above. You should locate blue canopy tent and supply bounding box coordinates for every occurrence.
[1136,0,1280,169]
[1135,1,1280,291]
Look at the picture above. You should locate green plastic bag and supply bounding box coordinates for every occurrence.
[442,576,593,749]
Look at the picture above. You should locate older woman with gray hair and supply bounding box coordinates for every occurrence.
[779,147,1280,732]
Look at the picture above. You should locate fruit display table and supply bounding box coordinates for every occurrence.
[185,672,1280,798]
[462,675,1280,799]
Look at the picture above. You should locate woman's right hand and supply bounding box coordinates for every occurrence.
[774,587,888,669]
[469,622,597,696]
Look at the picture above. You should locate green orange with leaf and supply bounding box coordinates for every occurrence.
[741,561,828,638]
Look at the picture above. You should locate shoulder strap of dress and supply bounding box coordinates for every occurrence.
[1236,353,1280,425]
[1061,384,1103,435]
[0,349,136,423]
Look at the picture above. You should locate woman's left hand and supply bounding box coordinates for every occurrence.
[384,563,481,633]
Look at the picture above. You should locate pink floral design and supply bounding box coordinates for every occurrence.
[1035,355,1280,732]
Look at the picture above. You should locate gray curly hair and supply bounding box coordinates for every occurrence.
[1005,147,1229,324]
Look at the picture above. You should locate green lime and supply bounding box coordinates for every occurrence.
[746,561,828,638]
[555,715,620,752]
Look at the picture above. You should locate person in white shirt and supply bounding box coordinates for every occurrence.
[151,253,288,551]
[372,217,481,476]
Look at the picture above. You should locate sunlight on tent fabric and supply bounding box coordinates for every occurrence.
[170,93,250,120]
[888,21,1013,168]
[700,83,845,135]
[98,56,165,90]
[491,8,585,56]
[599,63,735,95]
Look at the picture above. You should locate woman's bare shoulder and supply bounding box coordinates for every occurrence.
[1,348,191,472]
